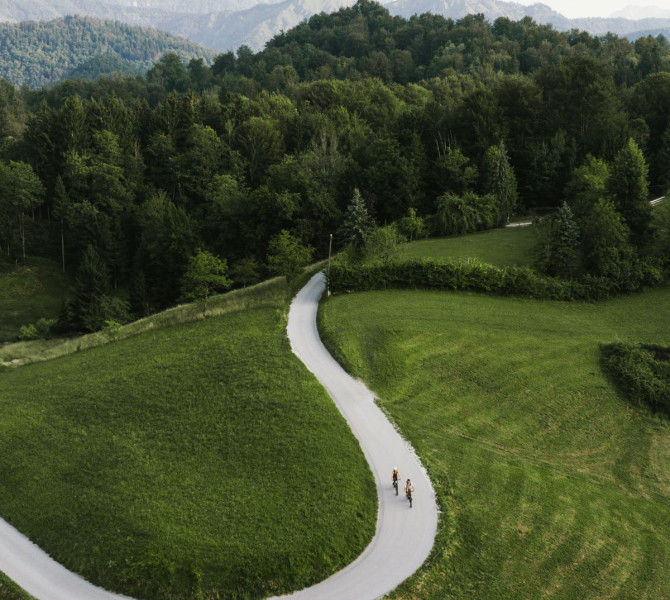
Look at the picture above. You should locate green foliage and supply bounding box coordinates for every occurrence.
[0,4,668,335]
[533,202,581,278]
[0,16,216,88]
[59,244,130,333]
[0,258,70,343]
[581,198,635,279]
[608,138,652,245]
[432,147,479,196]
[101,319,122,340]
[267,229,314,282]
[650,197,670,268]
[229,256,261,287]
[179,248,232,313]
[337,188,374,250]
[564,154,610,219]
[601,342,670,415]
[62,53,142,82]
[483,142,518,225]
[18,317,55,341]
[0,161,45,259]
[328,256,663,301]
[397,207,427,242]
[365,223,405,266]
[431,191,498,236]
[432,192,479,236]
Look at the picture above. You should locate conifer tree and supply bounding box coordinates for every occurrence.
[608,138,652,245]
[534,202,581,278]
[338,188,373,250]
[484,141,517,225]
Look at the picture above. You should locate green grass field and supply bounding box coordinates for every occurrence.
[319,285,670,600]
[0,281,376,599]
[0,258,70,343]
[397,227,536,267]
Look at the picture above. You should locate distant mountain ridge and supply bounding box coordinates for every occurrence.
[611,5,670,19]
[0,15,217,88]
[0,0,669,52]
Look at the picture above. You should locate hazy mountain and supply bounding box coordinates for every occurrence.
[611,5,670,19]
[385,1,670,43]
[0,0,283,21]
[386,0,565,23]
[1,0,670,53]
[557,17,670,38]
[165,0,358,51]
[0,15,217,88]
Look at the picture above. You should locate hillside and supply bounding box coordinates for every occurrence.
[0,275,376,599]
[0,15,217,88]
[1,0,669,52]
[320,283,670,600]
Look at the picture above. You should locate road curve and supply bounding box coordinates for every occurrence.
[0,518,132,600]
[0,272,437,600]
[276,272,438,600]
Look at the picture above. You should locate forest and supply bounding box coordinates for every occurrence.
[0,16,216,88]
[0,0,669,334]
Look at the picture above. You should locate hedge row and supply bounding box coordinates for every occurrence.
[327,259,663,301]
[601,343,670,416]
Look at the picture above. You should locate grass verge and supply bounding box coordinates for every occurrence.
[0,265,376,599]
[0,574,35,600]
[0,263,325,369]
[319,285,670,600]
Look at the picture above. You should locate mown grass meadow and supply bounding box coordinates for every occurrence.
[396,227,536,268]
[0,276,376,599]
[319,285,670,600]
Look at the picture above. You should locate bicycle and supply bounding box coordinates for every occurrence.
[404,479,414,508]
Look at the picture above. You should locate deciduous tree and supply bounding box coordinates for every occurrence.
[267,229,314,282]
[180,248,232,315]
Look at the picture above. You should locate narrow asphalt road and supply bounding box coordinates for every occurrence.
[276,272,438,600]
[0,272,437,600]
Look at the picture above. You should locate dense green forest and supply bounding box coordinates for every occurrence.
[1,0,669,335]
[0,16,216,88]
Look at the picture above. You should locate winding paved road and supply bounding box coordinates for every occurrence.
[276,272,438,599]
[0,272,437,600]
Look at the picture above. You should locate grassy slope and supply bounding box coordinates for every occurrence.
[319,286,670,600]
[397,227,536,267]
[0,281,376,599]
[0,258,69,343]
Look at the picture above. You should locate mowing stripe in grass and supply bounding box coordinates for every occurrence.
[319,287,670,600]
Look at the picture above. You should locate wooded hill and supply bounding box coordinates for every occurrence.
[0,0,669,336]
[0,16,216,88]
[2,0,670,53]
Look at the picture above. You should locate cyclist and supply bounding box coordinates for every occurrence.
[404,478,415,508]
[392,467,399,495]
